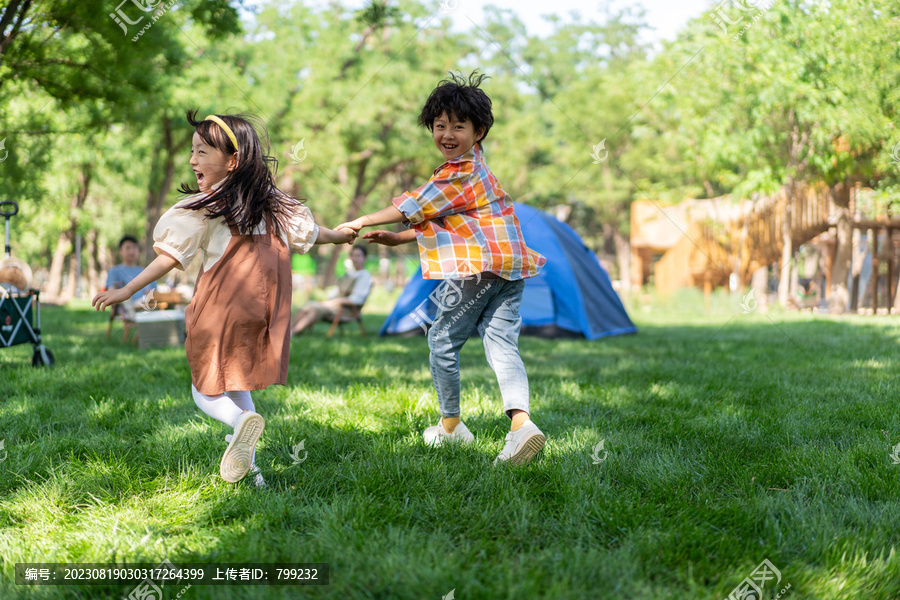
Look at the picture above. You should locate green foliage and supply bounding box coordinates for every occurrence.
[2,0,900,277]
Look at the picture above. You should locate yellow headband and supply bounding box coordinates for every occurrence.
[205,114,239,154]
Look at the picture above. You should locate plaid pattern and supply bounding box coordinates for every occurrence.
[393,144,545,280]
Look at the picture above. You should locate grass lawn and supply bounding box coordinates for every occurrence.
[2,294,900,599]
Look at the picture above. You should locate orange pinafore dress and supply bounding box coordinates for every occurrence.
[184,214,292,395]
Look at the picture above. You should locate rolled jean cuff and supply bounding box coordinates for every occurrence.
[502,401,530,418]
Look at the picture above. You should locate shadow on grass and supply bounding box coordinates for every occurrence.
[3,306,900,598]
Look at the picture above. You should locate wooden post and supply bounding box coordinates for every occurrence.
[887,228,894,312]
[824,236,834,300]
[850,204,863,311]
[871,229,879,312]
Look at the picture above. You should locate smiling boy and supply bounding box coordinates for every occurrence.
[339,72,547,465]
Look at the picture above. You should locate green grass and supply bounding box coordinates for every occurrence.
[2,294,900,599]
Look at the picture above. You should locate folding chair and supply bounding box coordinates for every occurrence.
[107,302,138,345]
[325,303,367,338]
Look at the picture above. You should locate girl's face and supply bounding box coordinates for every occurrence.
[432,112,485,161]
[190,131,236,193]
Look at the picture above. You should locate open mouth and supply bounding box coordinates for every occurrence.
[442,143,458,151]
[194,170,205,186]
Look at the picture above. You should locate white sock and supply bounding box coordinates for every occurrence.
[191,385,245,427]
[225,390,255,413]
[192,386,260,467]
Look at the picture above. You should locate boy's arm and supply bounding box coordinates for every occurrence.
[92,253,179,311]
[340,164,474,232]
[362,228,417,246]
[392,166,475,224]
[338,206,405,233]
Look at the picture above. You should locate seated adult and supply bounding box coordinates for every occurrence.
[106,235,157,318]
[291,244,372,335]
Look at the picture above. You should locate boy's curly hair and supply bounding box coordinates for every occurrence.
[418,71,493,142]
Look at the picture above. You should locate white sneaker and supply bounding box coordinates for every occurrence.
[494,421,545,465]
[220,411,265,483]
[423,419,475,446]
[225,434,266,488]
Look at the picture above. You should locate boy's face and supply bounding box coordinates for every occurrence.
[119,241,140,265]
[432,112,485,161]
[190,131,236,193]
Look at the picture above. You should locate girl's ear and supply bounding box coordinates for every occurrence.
[227,153,238,172]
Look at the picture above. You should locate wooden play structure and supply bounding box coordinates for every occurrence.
[631,183,900,311]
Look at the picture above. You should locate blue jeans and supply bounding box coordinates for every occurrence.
[427,276,530,419]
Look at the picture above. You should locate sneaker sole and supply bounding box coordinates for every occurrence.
[506,432,545,466]
[220,413,265,483]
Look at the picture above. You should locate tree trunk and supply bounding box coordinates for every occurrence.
[828,181,852,313]
[602,222,630,297]
[87,228,100,297]
[143,117,190,264]
[44,163,92,301]
[64,236,79,300]
[45,234,70,299]
[0,1,33,66]
[319,148,407,287]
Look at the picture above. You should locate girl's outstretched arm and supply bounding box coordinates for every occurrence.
[315,226,357,245]
[92,253,180,312]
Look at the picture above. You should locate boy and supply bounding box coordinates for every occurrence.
[339,72,547,465]
[106,235,157,317]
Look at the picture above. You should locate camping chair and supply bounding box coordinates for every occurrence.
[107,302,138,345]
[325,303,367,338]
[321,270,371,338]
[105,283,139,344]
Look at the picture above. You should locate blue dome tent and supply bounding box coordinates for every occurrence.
[380,204,636,340]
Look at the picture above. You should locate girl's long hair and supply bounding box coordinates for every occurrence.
[178,109,302,237]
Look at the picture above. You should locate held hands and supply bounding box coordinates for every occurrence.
[333,226,358,244]
[335,218,365,234]
[92,288,131,312]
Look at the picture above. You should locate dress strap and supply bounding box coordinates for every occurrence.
[225,214,273,237]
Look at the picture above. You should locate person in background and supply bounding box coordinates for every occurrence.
[290,244,373,335]
[106,235,157,317]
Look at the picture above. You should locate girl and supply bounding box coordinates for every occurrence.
[93,110,355,486]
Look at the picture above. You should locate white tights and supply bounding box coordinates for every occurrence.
[191,385,257,466]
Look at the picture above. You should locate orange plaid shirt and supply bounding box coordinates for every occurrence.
[392,144,546,280]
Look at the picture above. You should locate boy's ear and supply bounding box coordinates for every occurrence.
[475,127,486,142]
